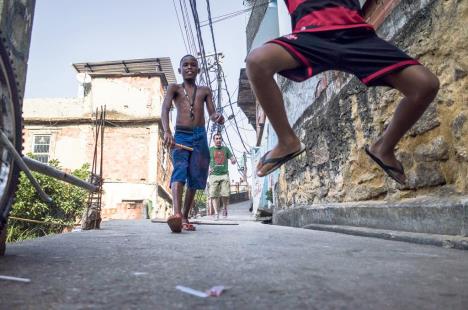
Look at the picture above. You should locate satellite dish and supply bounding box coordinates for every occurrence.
[76,72,92,84]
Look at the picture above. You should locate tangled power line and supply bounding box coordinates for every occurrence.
[173,0,256,174]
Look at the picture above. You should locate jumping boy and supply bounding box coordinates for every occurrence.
[161,54,224,232]
[246,0,439,184]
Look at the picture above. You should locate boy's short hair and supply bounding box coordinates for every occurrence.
[213,133,222,140]
[180,54,197,66]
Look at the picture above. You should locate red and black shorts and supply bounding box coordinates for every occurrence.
[268,27,420,86]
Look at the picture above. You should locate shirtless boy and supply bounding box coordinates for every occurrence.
[161,54,224,232]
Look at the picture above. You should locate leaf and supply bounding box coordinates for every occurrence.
[8,161,91,241]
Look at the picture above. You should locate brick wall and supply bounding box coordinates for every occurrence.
[23,122,175,218]
[101,201,146,220]
[23,125,93,170]
[103,127,150,182]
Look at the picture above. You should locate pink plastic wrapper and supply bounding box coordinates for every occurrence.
[206,285,225,297]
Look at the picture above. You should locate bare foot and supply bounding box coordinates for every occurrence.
[257,138,303,177]
[167,213,183,233]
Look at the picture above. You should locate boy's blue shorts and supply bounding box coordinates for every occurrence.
[170,126,209,190]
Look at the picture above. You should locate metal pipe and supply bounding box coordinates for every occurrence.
[23,157,98,192]
[0,131,53,205]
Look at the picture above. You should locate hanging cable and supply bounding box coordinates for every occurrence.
[205,0,223,136]
[203,0,253,152]
[221,68,251,153]
[172,0,189,53]
[188,0,211,88]
[199,1,272,27]
[223,129,244,172]
[180,0,199,55]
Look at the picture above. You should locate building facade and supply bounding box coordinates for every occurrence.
[23,58,176,220]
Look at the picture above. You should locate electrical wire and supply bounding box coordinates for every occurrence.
[221,67,251,153]
[185,0,256,162]
[223,129,244,171]
[199,1,272,27]
[188,0,211,88]
[179,0,198,55]
[205,0,223,137]
[172,0,189,52]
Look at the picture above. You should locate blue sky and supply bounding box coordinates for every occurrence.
[26,0,247,98]
[25,0,257,180]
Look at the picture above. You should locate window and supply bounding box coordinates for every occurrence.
[32,135,51,163]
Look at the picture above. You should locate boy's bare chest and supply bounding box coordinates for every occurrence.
[174,87,204,108]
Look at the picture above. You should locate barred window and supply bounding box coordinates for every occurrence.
[33,135,51,163]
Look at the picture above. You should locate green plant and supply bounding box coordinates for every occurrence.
[194,190,207,209]
[7,158,90,242]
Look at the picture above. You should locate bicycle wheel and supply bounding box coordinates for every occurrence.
[0,38,23,255]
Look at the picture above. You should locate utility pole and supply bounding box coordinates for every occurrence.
[215,55,223,134]
[242,152,248,182]
[198,52,224,135]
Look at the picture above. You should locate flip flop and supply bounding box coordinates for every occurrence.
[167,214,182,233]
[182,222,196,231]
[257,142,306,177]
[365,146,406,185]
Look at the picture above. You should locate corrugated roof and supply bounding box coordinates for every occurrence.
[72,57,177,85]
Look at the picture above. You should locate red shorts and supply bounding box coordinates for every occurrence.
[269,27,420,86]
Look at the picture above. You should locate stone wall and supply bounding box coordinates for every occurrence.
[276,0,467,209]
[0,0,35,98]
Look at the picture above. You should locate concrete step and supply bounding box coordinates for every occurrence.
[303,224,468,250]
[274,195,468,237]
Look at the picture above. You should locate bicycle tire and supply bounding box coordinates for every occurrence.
[0,36,23,256]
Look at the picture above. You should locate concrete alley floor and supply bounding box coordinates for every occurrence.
[1,200,467,309]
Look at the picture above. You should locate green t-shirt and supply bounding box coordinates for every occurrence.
[209,146,233,176]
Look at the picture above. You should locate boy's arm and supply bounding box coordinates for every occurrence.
[230,156,237,164]
[228,148,237,164]
[205,87,224,124]
[161,84,177,147]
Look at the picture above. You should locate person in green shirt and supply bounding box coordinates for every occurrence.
[209,133,236,219]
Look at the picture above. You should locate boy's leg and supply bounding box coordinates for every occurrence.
[246,44,302,176]
[182,188,197,222]
[221,197,229,217]
[212,197,220,219]
[210,198,215,215]
[368,65,439,183]
[214,198,219,216]
[171,182,184,216]
[220,175,230,217]
[209,177,221,217]
[207,198,212,215]
[168,182,184,232]
[169,146,190,217]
